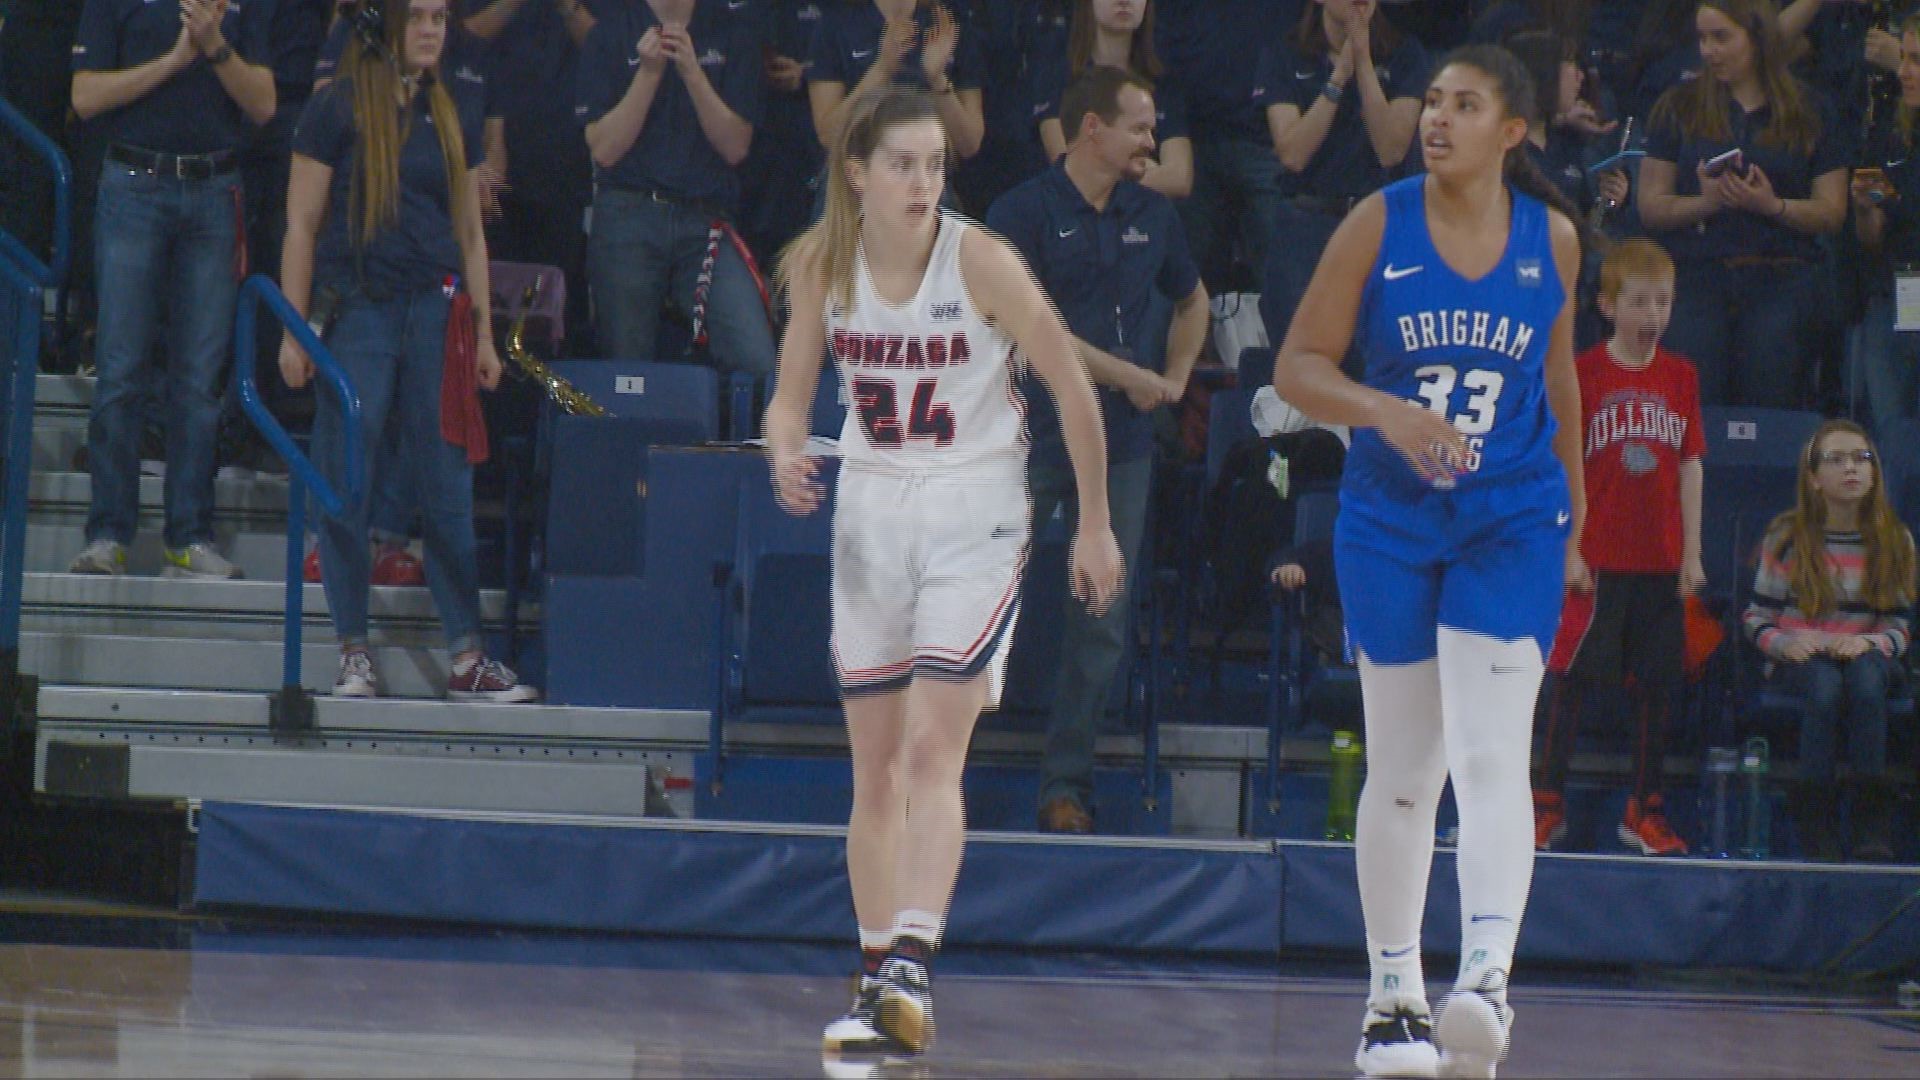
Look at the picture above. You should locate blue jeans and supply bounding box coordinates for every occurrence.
[587,188,774,375]
[1179,136,1284,294]
[1773,652,1900,783]
[1035,454,1154,812]
[88,162,238,548]
[312,288,483,652]
[1849,294,1920,437]
[1665,257,1820,409]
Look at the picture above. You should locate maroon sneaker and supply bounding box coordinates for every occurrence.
[371,544,426,587]
[448,656,539,703]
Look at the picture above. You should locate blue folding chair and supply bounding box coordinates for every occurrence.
[1264,491,1356,812]
[541,361,722,577]
[711,465,840,789]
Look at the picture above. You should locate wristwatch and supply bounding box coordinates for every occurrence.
[209,43,235,66]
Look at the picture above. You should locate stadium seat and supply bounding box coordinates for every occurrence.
[1698,407,1824,602]
[543,361,721,578]
[1264,491,1358,804]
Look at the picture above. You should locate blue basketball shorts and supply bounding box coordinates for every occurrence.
[1333,466,1572,665]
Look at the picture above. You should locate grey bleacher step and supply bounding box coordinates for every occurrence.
[25,520,306,581]
[35,685,703,742]
[34,372,95,410]
[29,469,289,517]
[19,631,527,699]
[17,572,526,642]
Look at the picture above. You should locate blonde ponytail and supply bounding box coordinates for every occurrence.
[774,86,944,317]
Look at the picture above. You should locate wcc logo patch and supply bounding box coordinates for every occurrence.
[1516,258,1543,286]
[929,301,963,322]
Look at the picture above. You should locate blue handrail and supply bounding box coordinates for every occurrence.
[0,96,71,675]
[0,95,73,287]
[233,274,363,702]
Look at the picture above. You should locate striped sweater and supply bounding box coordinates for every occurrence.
[1743,529,1913,660]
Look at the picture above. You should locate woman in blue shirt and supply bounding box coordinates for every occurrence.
[1636,0,1848,409]
[806,0,985,160]
[1850,13,1920,435]
[279,0,537,703]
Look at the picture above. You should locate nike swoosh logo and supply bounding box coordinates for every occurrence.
[628,56,642,67]
[1057,227,1076,238]
[1556,511,1570,526]
[852,49,872,60]
[1383,264,1423,281]
[1380,945,1417,958]
[728,0,746,7]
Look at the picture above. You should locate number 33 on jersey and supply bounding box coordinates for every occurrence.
[1352,181,1565,491]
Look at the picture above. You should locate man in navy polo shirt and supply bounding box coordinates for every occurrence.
[69,0,274,579]
[576,0,771,373]
[987,65,1208,835]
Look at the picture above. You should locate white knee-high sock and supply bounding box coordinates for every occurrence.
[1354,653,1451,1010]
[1436,627,1543,988]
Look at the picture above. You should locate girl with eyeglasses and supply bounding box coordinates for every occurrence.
[1743,419,1914,862]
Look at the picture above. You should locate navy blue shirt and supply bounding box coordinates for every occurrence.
[73,0,274,152]
[1254,32,1428,200]
[1860,119,1920,294]
[1027,50,1190,147]
[481,0,598,203]
[313,16,500,118]
[1154,0,1295,142]
[576,0,764,208]
[293,77,487,296]
[806,1,983,95]
[987,162,1200,463]
[1527,133,1592,212]
[1645,85,1850,263]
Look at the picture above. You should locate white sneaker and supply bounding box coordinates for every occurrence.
[68,539,127,575]
[1437,970,1511,1079]
[1355,1000,1439,1078]
[333,650,377,698]
[161,542,242,580]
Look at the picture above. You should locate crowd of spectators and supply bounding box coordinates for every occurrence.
[1,0,1917,852]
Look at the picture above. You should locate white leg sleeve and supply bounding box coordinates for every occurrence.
[1354,653,1450,1008]
[1436,627,1543,985]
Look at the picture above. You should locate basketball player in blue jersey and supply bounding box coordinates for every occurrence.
[1273,45,1586,1080]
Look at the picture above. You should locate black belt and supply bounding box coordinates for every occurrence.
[109,143,238,180]
[1287,194,1359,217]
[602,182,729,221]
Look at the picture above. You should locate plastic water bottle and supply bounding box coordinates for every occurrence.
[1702,747,1740,858]
[1739,736,1771,860]
[1326,730,1363,841]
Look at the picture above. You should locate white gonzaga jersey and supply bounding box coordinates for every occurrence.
[826,212,1028,474]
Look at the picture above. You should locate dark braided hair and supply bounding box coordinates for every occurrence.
[1431,43,1590,252]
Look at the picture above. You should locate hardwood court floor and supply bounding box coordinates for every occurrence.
[0,916,1912,1077]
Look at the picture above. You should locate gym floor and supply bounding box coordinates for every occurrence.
[0,903,1913,1078]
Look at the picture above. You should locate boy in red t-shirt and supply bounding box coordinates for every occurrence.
[1534,239,1707,856]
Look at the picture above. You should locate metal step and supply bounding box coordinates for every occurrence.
[20,631,512,699]
[36,685,703,741]
[33,686,705,815]
[17,572,527,642]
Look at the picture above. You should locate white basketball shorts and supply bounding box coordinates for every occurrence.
[830,464,1030,705]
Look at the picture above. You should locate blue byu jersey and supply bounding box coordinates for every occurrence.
[1347,176,1565,503]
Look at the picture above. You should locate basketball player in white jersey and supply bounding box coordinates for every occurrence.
[763,85,1124,1063]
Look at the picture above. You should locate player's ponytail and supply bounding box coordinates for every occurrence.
[774,86,945,318]
[1436,44,1593,256]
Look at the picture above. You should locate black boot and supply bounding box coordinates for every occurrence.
[1850,778,1899,863]
[1791,785,1844,863]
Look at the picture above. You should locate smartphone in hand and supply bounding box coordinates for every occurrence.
[1702,147,1744,178]
[1856,166,1897,205]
